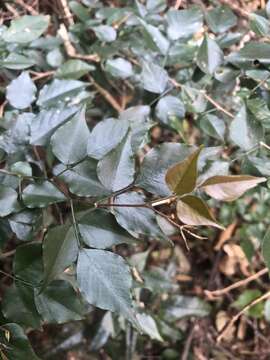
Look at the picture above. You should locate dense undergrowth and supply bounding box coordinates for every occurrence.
[1,0,270,359]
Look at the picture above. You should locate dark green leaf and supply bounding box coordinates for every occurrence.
[56,59,95,79]
[51,107,89,165]
[141,61,169,94]
[196,35,224,75]
[88,117,129,160]
[1,53,36,70]
[30,105,79,146]
[97,132,135,192]
[137,143,193,196]
[0,186,18,217]
[230,104,264,150]
[78,209,136,249]
[262,227,270,272]
[6,72,37,110]
[166,7,203,40]
[3,15,50,44]
[114,192,167,240]
[77,249,137,325]
[105,58,133,79]
[22,181,66,208]
[155,95,185,125]
[55,160,109,197]
[0,323,41,360]
[42,225,79,288]
[205,5,237,33]
[37,79,86,108]
[35,280,86,323]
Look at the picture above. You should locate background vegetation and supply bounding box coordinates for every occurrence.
[1,0,270,359]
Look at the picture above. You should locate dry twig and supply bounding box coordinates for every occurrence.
[14,0,38,15]
[58,0,74,26]
[58,24,100,63]
[205,267,269,299]
[217,290,270,343]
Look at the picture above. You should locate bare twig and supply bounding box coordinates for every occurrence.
[218,0,250,19]
[58,0,74,26]
[58,24,100,63]
[201,92,234,119]
[174,0,182,9]
[0,249,16,260]
[14,0,38,15]
[170,78,234,119]
[30,70,55,81]
[217,290,270,343]
[5,3,20,17]
[88,74,123,113]
[205,267,269,299]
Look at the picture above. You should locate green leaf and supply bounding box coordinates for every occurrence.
[6,72,37,110]
[155,95,185,125]
[78,209,136,249]
[3,15,50,44]
[8,210,37,241]
[196,35,224,75]
[176,195,224,229]
[137,143,193,196]
[136,313,163,342]
[199,114,225,140]
[233,290,264,318]
[22,181,66,208]
[56,59,95,79]
[88,117,129,160]
[51,107,89,165]
[37,79,86,108]
[55,160,109,197]
[105,58,133,79]
[229,104,264,150]
[30,105,79,146]
[141,61,169,94]
[199,175,266,201]
[114,192,167,240]
[0,186,18,217]
[92,25,117,42]
[262,227,270,272]
[10,162,32,177]
[139,19,169,55]
[1,53,36,70]
[42,225,79,288]
[164,295,211,322]
[247,97,270,129]
[165,147,202,196]
[77,249,137,325]
[2,284,42,329]
[0,323,41,360]
[166,6,203,40]
[14,243,43,286]
[205,5,237,33]
[46,48,64,68]
[97,132,135,192]
[227,42,270,68]
[35,280,86,323]
[250,13,270,36]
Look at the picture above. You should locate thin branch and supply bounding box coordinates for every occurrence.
[58,24,100,63]
[14,0,39,15]
[58,0,74,26]
[30,70,55,81]
[5,3,20,17]
[217,290,270,343]
[205,267,269,299]
[174,0,182,9]
[201,92,234,119]
[170,78,234,119]
[87,74,123,113]
[0,249,16,260]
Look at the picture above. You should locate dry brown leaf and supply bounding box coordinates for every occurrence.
[216,311,236,342]
[174,245,191,273]
[215,221,237,251]
[219,243,250,276]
